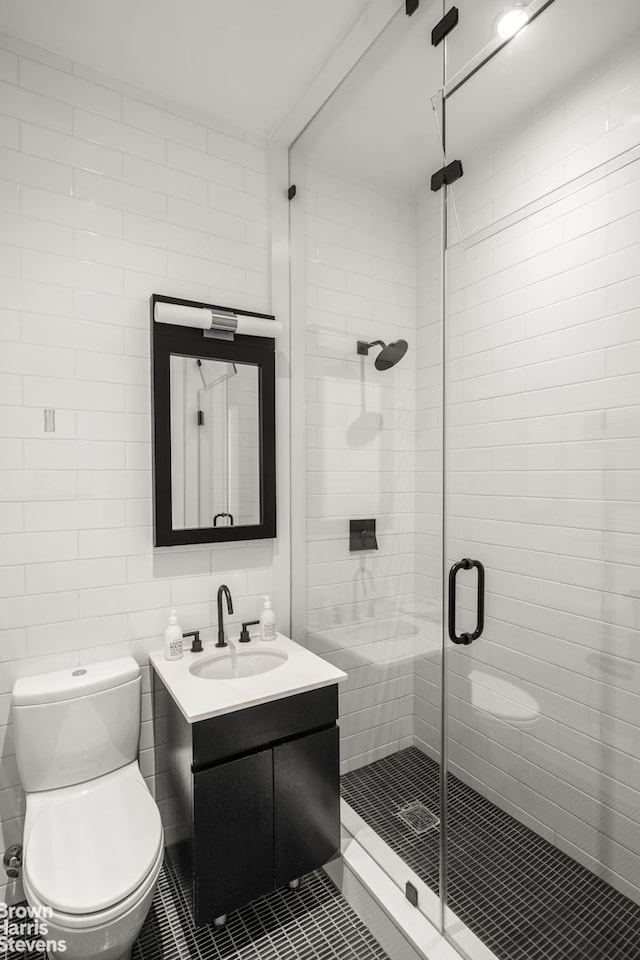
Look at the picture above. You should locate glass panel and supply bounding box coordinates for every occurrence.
[444,3,640,957]
[289,1,445,930]
[445,0,552,86]
[447,0,640,244]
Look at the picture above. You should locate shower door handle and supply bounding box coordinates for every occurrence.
[448,558,485,645]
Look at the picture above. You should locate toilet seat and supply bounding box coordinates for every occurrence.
[23,843,164,932]
[24,762,163,918]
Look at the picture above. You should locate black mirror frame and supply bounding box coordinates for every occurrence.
[151,294,276,546]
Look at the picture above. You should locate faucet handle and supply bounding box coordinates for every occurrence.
[239,620,260,643]
[183,630,202,653]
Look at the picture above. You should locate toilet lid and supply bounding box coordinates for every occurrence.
[26,766,163,915]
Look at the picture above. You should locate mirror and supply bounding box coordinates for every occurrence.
[169,356,260,529]
[152,297,276,546]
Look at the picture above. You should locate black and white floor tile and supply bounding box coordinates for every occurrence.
[134,855,390,960]
[341,745,640,960]
[4,855,389,960]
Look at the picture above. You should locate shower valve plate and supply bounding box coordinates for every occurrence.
[396,801,440,835]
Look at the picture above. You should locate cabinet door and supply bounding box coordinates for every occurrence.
[193,749,273,924]
[273,726,340,886]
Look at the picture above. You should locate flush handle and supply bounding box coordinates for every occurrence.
[3,844,22,879]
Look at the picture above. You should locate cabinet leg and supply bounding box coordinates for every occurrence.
[213,914,227,928]
[287,878,301,891]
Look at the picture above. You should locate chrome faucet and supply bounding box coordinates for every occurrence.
[216,584,233,648]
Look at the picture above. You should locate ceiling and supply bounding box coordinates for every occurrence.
[4,0,640,195]
[0,0,375,137]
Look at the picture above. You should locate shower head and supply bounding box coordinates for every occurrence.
[357,339,408,371]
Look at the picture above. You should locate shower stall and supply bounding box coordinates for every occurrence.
[288,1,640,957]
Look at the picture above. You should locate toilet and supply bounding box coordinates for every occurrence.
[12,657,164,960]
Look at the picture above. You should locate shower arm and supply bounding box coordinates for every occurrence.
[357,340,386,355]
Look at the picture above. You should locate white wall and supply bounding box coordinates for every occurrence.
[0,31,281,903]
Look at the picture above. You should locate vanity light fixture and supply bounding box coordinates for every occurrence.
[154,297,283,339]
[494,4,530,39]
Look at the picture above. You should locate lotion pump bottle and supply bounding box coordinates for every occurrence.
[260,596,276,641]
[164,609,183,661]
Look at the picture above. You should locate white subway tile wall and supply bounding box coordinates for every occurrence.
[441,34,640,905]
[0,33,274,903]
[299,159,436,774]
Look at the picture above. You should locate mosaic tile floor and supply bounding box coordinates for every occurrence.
[134,855,390,960]
[341,745,640,960]
[4,855,390,960]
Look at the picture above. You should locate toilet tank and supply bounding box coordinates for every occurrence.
[13,657,142,793]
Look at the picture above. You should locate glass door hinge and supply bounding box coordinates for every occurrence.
[431,159,463,191]
[432,6,459,46]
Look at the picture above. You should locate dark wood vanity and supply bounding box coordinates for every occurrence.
[153,673,340,925]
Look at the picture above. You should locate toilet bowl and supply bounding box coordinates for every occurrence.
[12,658,164,960]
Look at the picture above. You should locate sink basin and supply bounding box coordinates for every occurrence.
[189,649,288,680]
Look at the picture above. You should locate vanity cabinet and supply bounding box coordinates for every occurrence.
[193,748,274,919]
[273,726,339,885]
[153,678,340,926]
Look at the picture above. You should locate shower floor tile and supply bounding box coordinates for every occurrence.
[4,854,390,960]
[341,745,640,960]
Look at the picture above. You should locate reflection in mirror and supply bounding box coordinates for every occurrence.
[170,355,260,530]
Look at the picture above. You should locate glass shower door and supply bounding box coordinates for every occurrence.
[289,0,447,932]
[441,2,640,958]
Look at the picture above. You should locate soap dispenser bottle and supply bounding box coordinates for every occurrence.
[260,596,276,641]
[164,609,183,661]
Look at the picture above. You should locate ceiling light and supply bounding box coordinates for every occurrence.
[495,5,530,40]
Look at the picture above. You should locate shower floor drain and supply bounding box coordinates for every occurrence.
[396,800,439,835]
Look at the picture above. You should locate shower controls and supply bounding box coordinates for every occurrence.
[350,519,378,551]
[448,558,485,645]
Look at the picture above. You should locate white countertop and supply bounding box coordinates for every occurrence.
[149,632,347,724]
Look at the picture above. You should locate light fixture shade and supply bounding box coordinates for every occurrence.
[154,300,211,329]
[236,315,283,338]
[153,299,282,338]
